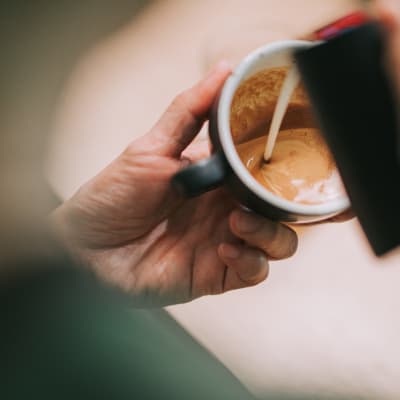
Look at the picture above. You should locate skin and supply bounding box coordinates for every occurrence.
[374,0,400,92]
[51,0,400,307]
[52,61,298,307]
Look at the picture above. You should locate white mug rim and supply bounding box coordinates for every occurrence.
[218,40,351,216]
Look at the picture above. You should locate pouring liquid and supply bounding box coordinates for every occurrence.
[234,65,346,205]
[263,65,300,162]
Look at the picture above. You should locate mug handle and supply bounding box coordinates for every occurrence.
[171,152,230,197]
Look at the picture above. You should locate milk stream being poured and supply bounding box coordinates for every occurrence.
[263,64,300,162]
[234,65,346,205]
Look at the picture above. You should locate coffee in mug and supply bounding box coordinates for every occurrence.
[230,67,345,205]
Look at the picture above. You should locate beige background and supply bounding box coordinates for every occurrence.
[48,1,400,399]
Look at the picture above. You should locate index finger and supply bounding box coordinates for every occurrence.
[139,61,231,158]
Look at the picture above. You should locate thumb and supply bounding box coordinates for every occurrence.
[374,0,400,91]
[138,60,231,158]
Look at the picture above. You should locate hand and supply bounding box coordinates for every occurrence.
[375,0,400,92]
[52,61,298,307]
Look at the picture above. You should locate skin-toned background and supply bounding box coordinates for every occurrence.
[47,0,400,398]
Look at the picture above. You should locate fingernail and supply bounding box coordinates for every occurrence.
[220,243,241,259]
[236,211,263,233]
[241,260,269,284]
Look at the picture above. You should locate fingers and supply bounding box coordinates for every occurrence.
[329,208,355,223]
[141,61,231,158]
[374,0,400,92]
[229,209,298,260]
[181,138,210,162]
[218,243,269,286]
[374,0,400,30]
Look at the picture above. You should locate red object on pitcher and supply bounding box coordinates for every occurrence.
[312,11,371,40]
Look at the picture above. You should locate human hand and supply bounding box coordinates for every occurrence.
[374,0,400,92]
[52,61,298,307]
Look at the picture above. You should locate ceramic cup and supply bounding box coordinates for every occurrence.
[172,40,351,223]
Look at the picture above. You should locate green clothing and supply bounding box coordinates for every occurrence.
[2,257,253,400]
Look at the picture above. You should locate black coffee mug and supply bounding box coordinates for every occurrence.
[172,40,350,223]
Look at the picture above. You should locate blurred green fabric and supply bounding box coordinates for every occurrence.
[1,255,253,399]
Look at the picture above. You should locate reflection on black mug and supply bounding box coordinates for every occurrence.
[172,40,350,224]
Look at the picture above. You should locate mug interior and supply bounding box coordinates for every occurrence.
[218,40,351,217]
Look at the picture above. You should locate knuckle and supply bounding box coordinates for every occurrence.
[173,86,197,111]
[172,91,187,107]
[169,91,197,125]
